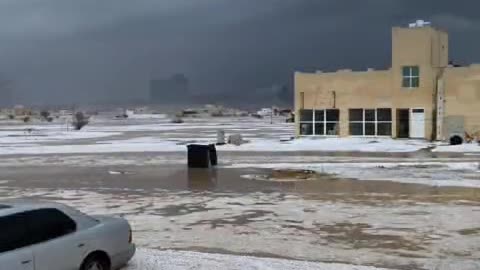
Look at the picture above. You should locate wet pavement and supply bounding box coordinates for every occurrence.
[2,164,480,200]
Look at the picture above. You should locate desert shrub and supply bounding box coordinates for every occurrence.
[72,112,89,130]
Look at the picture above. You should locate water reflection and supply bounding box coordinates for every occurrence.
[187,168,218,191]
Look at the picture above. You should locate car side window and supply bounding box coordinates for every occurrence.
[25,208,77,245]
[0,213,29,253]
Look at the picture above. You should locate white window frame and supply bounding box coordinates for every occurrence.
[402,66,420,88]
[349,108,392,137]
[299,109,314,136]
[299,109,339,137]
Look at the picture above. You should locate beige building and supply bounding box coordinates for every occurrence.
[294,22,480,140]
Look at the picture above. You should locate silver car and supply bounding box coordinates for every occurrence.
[0,200,135,270]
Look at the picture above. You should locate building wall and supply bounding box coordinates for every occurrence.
[391,27,448,140]
[443,65,480,137]
[294,26,456,140]
[295,70,392,136]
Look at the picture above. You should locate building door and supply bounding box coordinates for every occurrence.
[410,108,425,138]
[396,109,409,138]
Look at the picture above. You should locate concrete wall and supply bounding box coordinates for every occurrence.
[295,70,391,136]
[443,65,480,137]
[294,25,460,140]
[390,27,448,139]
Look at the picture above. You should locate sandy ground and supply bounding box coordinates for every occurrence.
[1,116,480,269]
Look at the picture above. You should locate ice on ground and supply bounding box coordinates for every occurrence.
[0,137,428,155]
[434,143,480,153]
[228,162,480,188]
[125,249,388,270]
[218,137,432,152]
[0,130,120,144]
[0,137,433,155]
[125,114,168,119]
[2,187,480,269]
[0,117,435,154]
[0,140,182,155]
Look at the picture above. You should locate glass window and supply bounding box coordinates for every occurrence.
[377,123,392,136]
[348,108,392,136]
[0,213,29,253]
[402,66,420,88]
[25,209,77,245]
[411,77,419,88]
[349,109,363,122]
[299,109,340,136]
[377,109,392,121]
[300,123,313,135]
[314,110,324,121]
[300,110,313,122]
[365,123,375,136]
[314,123,324,135]
[411,66,419,76]
[365,109,375,121]
[349,123,363,135]
[326,110,339,122]
[326,123,338,135]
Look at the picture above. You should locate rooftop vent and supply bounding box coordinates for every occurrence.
[409,19,431,28]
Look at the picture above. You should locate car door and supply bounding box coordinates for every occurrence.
[24,208,89,270]
[0,249,34,270]
[0,213,34,270]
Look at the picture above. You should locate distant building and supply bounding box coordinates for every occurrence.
[150,74,189,104]
[13,105,31,116]
[0,79,13,107]
[295,21,480,140]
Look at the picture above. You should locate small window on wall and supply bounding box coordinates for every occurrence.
[402,66,420,88]
[299,109,339,136]
[349,108,392,136]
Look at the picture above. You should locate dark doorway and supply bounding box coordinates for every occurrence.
[397,109,410,138]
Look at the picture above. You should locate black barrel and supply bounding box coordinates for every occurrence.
[187,144,211,168]
[209,144,217,166]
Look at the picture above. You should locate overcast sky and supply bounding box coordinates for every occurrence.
[0,0,479,105]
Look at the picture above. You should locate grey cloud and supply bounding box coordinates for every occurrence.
[0,0,479,106]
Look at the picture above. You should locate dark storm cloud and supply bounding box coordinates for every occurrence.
[0,0,479,105]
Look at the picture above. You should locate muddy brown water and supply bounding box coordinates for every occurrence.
[1,164,479,205]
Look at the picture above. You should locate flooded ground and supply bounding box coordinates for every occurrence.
[1,116,480,269]
[1,163,480,270]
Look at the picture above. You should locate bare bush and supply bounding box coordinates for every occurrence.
[40,110,50,120]
[72,112,89,130]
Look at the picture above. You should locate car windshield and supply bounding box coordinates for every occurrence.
[0,2,479,270]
